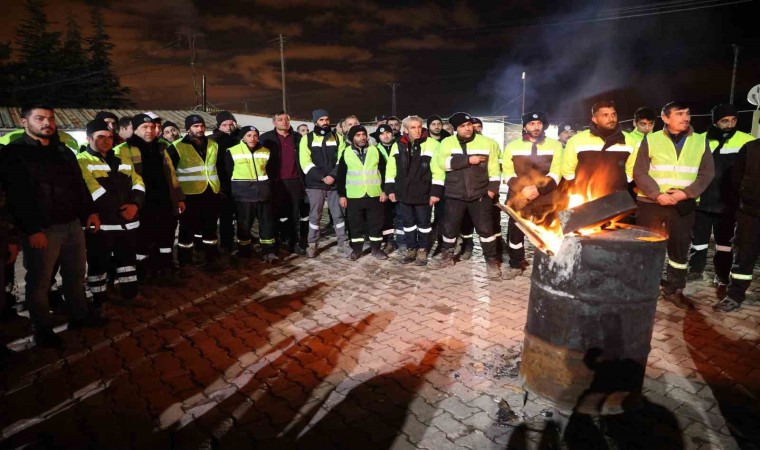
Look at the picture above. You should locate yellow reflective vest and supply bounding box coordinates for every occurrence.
[174,140,220,195]
[640,130,706,196]
[341,146,383,199]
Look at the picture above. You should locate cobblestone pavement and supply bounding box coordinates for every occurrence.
[0,232,758,449]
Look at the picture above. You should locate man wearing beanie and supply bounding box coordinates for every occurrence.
[211,111,240,259]
[299,109,348,257]
[77,120,151,309]
[160,121,181,145]
[116,113,185,285]
[686,104,754,290]
[385,116,440,265]
[634,102,714,310]
[427,115,451,142]
[260,111,307,255]
[429,112,502,278]
[501,112,563,279]
[557,122,576,148]
[167,115,223,271]
[1,105,104,348]
[561,101,636,198]
[224,126,278,262]
[337,125,388,261]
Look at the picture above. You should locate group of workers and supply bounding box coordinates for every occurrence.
[0,99,758,352]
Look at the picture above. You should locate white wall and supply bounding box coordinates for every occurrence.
[234,114,310,133]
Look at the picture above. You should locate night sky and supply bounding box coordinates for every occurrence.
[1,0,758,128]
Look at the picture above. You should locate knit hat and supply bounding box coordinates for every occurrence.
[185,114,205,130]
[312,109,330,123]
[711,104,738,124]
[216,111,237,127]
[239,125,259,136]
[448,112,473,129]
[86,119,111,136]
[347,125,367,142]
[161,121,179,132]
[94,111,118,122]
[376,124,393,135]
[557,122,575,133]
[426,115,443,128]
[471,117,483,126]
[131,113,154,131]
[522,111,548,127]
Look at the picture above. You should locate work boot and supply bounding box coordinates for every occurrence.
[502,260,529,280]
[662,289,695,310]
[383,241,398,255]
[486,258,501,279]
[337,241,351,256]
[34,327,63,349]
[262,253,280,264]
[428,250,455,269]
[713,297,741,313]
[460,245,473,261]
[371,248,388,260]
[686,271,703,281]
[415,249,429,267]
[152,269,186,287]
[348,248,362,261]
[713,275,728,298]
[401,249,417,265]
[306,243,318,258]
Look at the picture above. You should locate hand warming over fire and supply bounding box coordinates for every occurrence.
[521,185,539,201]
[656,193,678,206]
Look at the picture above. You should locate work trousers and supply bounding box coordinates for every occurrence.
[636,201,695,293]
[86,229,138,305]
[726,211,759,302]
[346,196,385,251]
[688,210,735,282]
[398,203,432,250]
[274,179,308,248]
[236,200,275,257]
[21,220,88,328]
[306,189,347,245]
[507,216,526,268]
[441,196,499,259]
[178,187,221,266]
[219,195,237,252]
[382,202,402,244]
[136,204,177,278]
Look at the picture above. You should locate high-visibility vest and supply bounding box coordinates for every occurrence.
[174,140,220,194]
[641,130,705,195]
[228,142,270,181]
[343,146,382,198]
[706,130,754,155]
[0,128,79,153]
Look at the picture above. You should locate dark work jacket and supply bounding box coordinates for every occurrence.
[385,136,433,204]
[81,147,145,226]
[213,129,242,195]
[697,127,752,214]
[302,129,341,190]
[0,133,95,234]
[260,128,303,181]
[734,139,760,217]
[123,136,185,212]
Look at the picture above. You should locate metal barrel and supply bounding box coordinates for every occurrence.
[519,226,667,415]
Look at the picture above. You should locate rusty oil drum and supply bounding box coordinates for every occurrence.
[519,225,667,415]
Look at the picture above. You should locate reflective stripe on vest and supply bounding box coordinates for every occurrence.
[640,131,704,196]
[228,142,270,181]
[175,140,220,194]
[344,147,382,198]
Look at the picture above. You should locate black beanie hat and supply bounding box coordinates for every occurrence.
[347,125,367,141]
[86,119,111,136]
[471,117,483,126]
[94,111,118,122]
[161,121,179,132]
[711,104,738,124]
[448,112,473,129]
[239,125,259,136]
[216,111,237,127]
[131,113,154,131]
[427,115,443,128]
[185,114,205,130]
[558,122,575,133]
[522,111,548,127]
[376,124,393,135]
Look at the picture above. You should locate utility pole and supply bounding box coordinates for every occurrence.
[202,75,207,112]
[729,44,740,105]
[388,82,400,116]
[278,34,287,112]
[521,72,526,116]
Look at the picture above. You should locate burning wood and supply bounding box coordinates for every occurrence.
[499,190,638,255]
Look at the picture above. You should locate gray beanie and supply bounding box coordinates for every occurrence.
[312,109,329,123]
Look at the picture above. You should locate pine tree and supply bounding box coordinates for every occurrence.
[12,0,64,104]
[59,14,90,106]
[85,6,132,107]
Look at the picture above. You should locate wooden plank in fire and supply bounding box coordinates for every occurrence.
[495,203,555,256]
[559,191,637,235]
